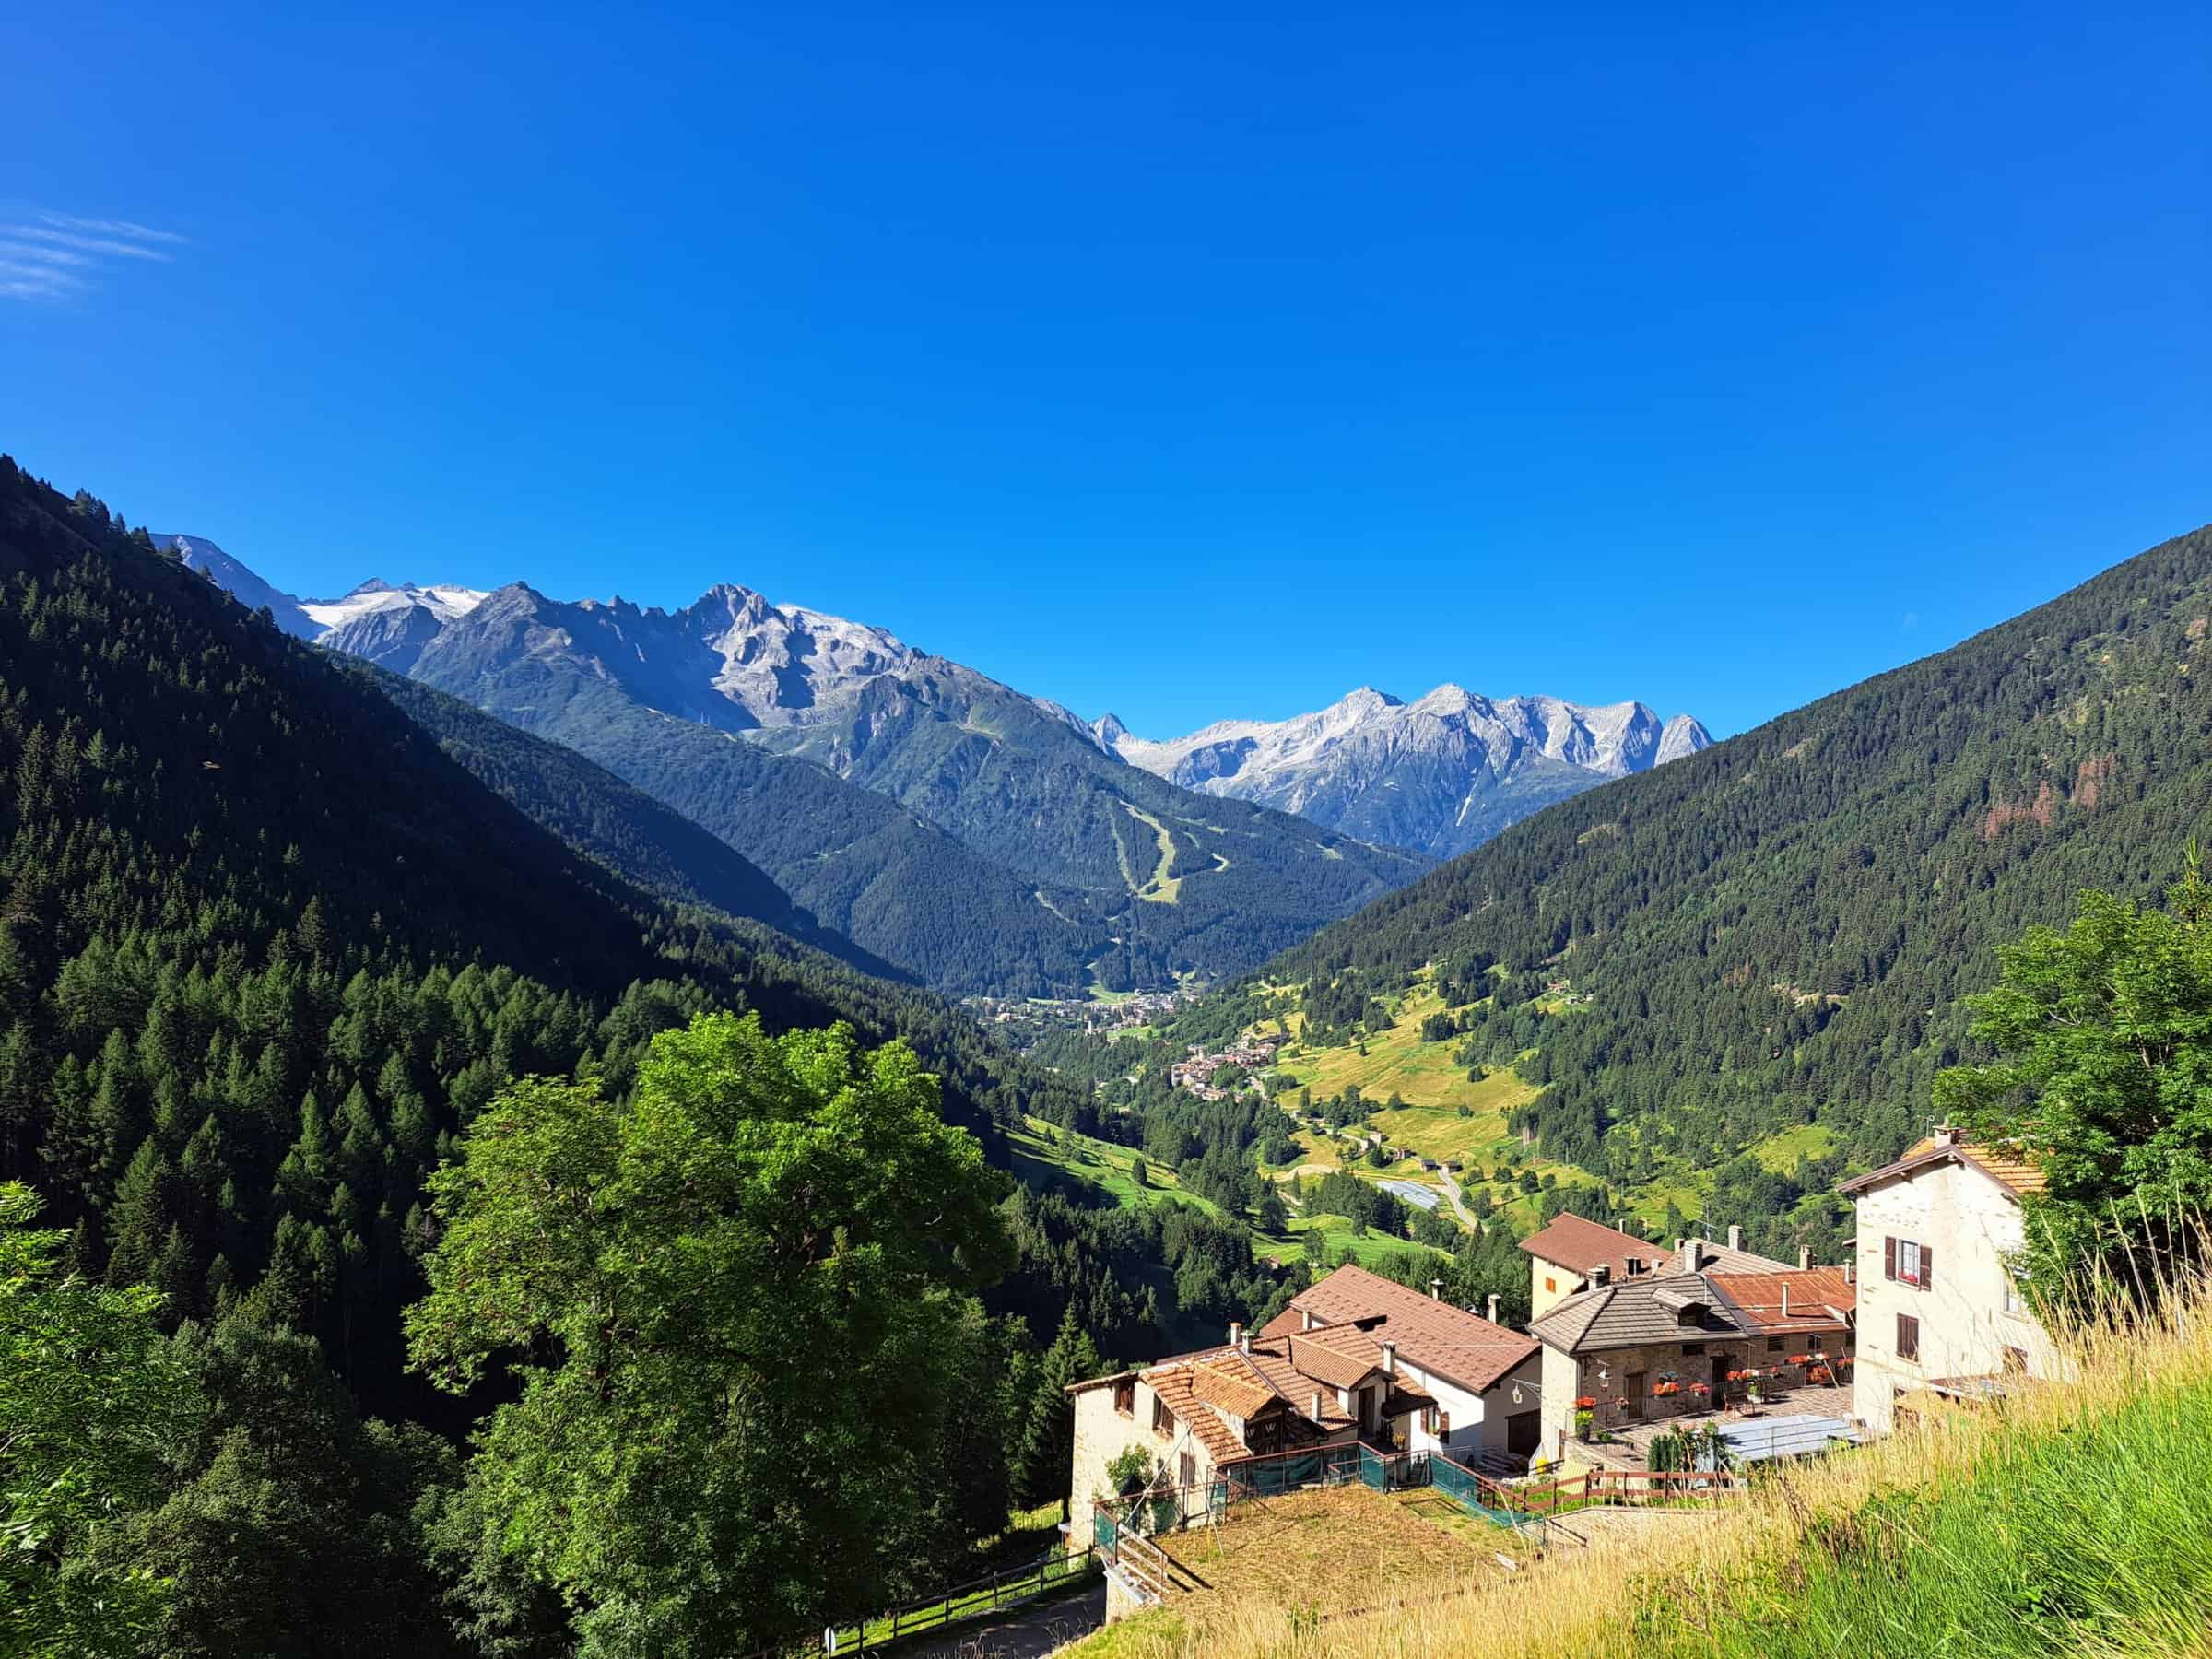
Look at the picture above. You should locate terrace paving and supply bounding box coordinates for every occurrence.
[1573,1383,1857,1471]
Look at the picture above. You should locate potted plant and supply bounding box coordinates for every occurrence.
[1688,1382,1711,1406]
[1573,1396,1596,1441]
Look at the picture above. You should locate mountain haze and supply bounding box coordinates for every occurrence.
[1101,686,1711,858]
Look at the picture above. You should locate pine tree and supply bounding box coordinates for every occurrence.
[1012,1304,1103,1508]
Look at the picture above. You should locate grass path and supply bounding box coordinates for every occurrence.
[1123,804,1183,903]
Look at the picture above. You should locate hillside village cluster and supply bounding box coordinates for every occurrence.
[1068,1127,2055,1621]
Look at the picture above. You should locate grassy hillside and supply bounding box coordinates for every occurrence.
[1075,1277,2212,1659]
[1186,523,2212,1258]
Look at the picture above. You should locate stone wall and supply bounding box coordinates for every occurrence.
[1538,1328,1853,1461]
[1066,1377,1220,1557]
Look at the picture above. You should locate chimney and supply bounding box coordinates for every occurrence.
[1681,1238,1706,1273]
[1592,1264,1612,1288]
[1782,1281,1791,1318]
[1845,1259,1856,1287]
[1727,1225,1743,1253]
[1228,1322,1241,1350]
[1487,1293,1501,1324]
[1311,1390,1324,1421]
[1381,1340,1397,1376]
[1934,1123,1958,1148]
[1799,1247,1812,1271]
[1240,1327,1253,1355]
[1430,1277,1444,1301]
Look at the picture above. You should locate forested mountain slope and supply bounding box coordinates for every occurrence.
[173,536,1431,995]
[0,456,1088,1418]
[335,660,909,980]
[1196,524,2212,1238]
[401,582,1428,994]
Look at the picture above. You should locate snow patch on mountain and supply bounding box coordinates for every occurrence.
[1100,685,1712,857]
[299,579,489,632]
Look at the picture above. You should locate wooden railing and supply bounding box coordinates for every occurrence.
[818,1544,1100,1653]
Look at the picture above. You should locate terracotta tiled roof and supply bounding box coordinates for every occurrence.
[1187,1359,1276,1419]
[1257,1264,1538,1394]
[1380,1380,1437,1416]
[1143,1366,1245,1464]
[1534,1264,1858,1354]
[1519,1212,1674,1278]
[1906,1135,2049,1194]
[1286,1328,1383,1388]
[1704,1268,1855,1335]
[1837,1134,2048,1199]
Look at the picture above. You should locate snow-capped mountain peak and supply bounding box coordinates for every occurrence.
[1100,685,1711,858]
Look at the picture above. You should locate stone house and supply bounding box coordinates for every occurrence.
[1837,1127,2059,1433]
[1064,1265,1539,1559]
[1527,1239,1855,1462]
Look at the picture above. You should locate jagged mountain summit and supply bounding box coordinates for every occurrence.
[163,535,488,673]
[170,538,1427,996]
[1096,686,1712,858]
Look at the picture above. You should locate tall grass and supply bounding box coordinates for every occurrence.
[1073,1268,2212,1659]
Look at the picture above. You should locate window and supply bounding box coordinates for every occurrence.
[1422,1405,1439,1435]
[1545,1277,1557,1292]
[1896,1313,1920,1362]
[2003,1272,2027,1316]
[1767,1337,1784,1352]
[1112,1379,1135,1418]
[1681,1343,1706,1357]
[1152,1396,1172,1437]
[1885,1235,1935,1290]
[1178,1452,1195,1488]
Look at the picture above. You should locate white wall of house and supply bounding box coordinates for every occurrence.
[1066,1377,1220,1553]
[1851,1161,2059,1433]
[1392,1351,1540,1463]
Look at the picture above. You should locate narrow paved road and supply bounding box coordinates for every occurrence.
[1435,1165,1480,1230]
[895,1583,1105,1659]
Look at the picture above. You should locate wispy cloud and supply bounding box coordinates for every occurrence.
[1900,610,1921,631]
[0,211,189,301]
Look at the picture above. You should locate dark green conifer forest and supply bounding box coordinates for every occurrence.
[0,456,1301,1653]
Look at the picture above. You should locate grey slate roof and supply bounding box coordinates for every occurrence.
[1530,1272,1748,1355]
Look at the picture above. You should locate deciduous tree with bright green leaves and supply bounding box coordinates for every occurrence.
[406,1012,1014,1657]
[1936,851,2212,1309]
[0,1182,199,1659]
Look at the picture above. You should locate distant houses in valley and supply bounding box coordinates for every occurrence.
[1168,1033,1285,1100]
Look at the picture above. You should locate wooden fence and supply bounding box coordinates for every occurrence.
[819,1544,1099,1654]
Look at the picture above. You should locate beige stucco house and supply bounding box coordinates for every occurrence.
[1837,1127,2059,1432]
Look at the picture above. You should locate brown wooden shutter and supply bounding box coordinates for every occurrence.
[1921,1245,1934,1291]
[1884,1236,1897,1280]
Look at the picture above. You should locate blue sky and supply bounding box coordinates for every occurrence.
[5,3,2206,739]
